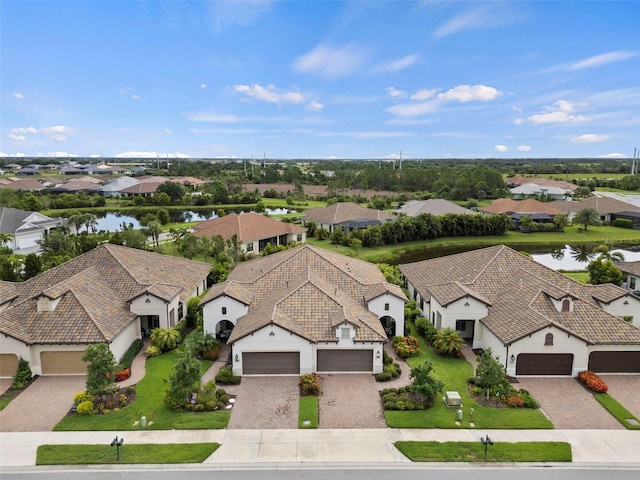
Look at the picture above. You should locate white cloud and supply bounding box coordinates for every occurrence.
[13,92,24,100]
[570,133,610,143]
[306,100,324,112]
[568,50,638,71]
[372,54,419,74]
[410,89,437,101]
[11,127,37,134]
[200,83,207,89]
[494,144,508,152]
[163,129,172,135]
[514,118,524,125]
[292,43,369,79]
[234,83,304,105]
[386,87,405,98]
[528,100,587,124]
[185,112,242,122]
[8,134,27,141]
[517,145,532,151]
[40,125,74,142]
[0,152,8,157]
[210,0,273,31]
[433,4,524,39]
[599,152,626,158]
[386,100,440,117]
[437,85,501,102]
[132,95,141,100]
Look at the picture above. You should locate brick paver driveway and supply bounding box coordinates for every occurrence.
[319,374,386,429]
[0,376,86,431]
[600,375,640,419]
[517,377,622,429]
[225,376,299,429]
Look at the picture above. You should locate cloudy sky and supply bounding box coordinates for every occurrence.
[1,1,639,159]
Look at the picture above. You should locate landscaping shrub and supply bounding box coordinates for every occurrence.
[299,373,321,396]
[145,345,161,357]
[612,218,633,229]
[431,328,465,357]
[414,317,430,336]
[76,400,94,415]
[392,336,420,358]
[375,372,392,382]
[150,327,181,352]
[215,366,241,385]
[379,387,426,411]
[205,400,217,411]
[73,391,93,404]
[376,362,402,382]
[118,339,143,370]
[383,350,393,366]
[195,404,205,412]
[12,357,32,389]
[115,368,131,382]
[578,370,608,393]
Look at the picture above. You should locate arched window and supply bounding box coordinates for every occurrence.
[545,333,554,345]
[561,299,570,312]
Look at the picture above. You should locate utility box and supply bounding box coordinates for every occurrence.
[141,416,147,428]
[445,391,461,407]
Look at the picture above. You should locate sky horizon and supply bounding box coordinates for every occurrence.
[1,1,639,160]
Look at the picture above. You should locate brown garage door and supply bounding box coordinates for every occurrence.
[242,352,300,375]
[40,351,87,375]
[317,349,373,372]
[589,351,640,373]
[516,353,573,375]
[0,354,19,377]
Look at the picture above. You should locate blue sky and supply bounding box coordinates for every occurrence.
[1,1,639,160]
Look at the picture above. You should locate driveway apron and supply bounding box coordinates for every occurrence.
[517,377,623,429]
[319,374,386,429]
[0,376,86,432]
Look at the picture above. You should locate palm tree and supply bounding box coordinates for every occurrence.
[594,242,625,263]
[569,243,597,263]
[573,207,601,231]
[150,327,181,352]
[145,221,163,249]
[432,328,465,357]
[0,232,13,250]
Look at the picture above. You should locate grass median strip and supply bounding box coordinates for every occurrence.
[37,443,219,465]
[298,395,318,428]
[594,393,640,430]
[395,441,572,462]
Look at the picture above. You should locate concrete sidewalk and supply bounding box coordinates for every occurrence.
[2,428,639,469]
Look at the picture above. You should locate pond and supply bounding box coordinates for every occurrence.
[531,245,640,271]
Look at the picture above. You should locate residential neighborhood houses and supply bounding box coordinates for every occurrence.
[0,207,67,254]
[302,201,396,234]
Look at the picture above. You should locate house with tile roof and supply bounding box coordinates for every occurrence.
[400,245,640,376]
[302,202,396,234]
[0,244,211,377]
[618,261,640,296]
[0,207,67,254]
[192,212,306,255]
[551,196,640,223]
[199,244,407,375]
[396,199,475,217]
[480,198,565,229]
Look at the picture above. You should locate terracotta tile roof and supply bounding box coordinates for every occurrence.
[0,281,18,305]
[0,244,211,345]
[480,198,565,215]
[618,261,640,277]
[192,212,305,243]
[302,202,396,225]
[400,245,640,346]
[203,244,404,344]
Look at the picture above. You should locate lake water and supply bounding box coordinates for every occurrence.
[531,245,640,271]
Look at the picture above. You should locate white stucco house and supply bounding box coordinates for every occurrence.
[200,244,407,376]
[619,261,640,296]
[0,244,211,378]
[400,245,640,377]
[0,207,67,254]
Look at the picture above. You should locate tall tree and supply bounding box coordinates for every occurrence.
[83,343,117,397]
[587,257,624,285]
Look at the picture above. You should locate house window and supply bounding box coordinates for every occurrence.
[545,333,554,345]
[341,327,350,339]
[384,303,390,311]
[246,243,254,252]
[221,307,227,315]
[455,320,464,331]
[561,299,570,312]
[296,234,303,242]
[630,277,637,289]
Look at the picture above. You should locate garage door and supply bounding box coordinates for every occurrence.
[317,349,373,372]
[242,352,300,375]
[0,354,19,377]
[589,351,640,373]
[516,353,573,375]
[40,351,87,375]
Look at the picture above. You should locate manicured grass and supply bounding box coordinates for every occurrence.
[395,441,572,462]
[560,271,589,284]
[37,443,219,465]
[54,350,230,431]
[594,393,640,430]
[298,396,318,428]
[384,323,553,429]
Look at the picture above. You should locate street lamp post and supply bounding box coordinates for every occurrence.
[480,434,493,460]
[110,435,124,461]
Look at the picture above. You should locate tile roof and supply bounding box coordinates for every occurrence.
[505,176,578,191]
[0,244,211,345]
[396,199,475,216]
[480,198,565,215]
[302,202,396,225]
[400,245,640,346]
[201,244,405,344]
[192,212,305,243]
[618,261,640,277]
[577,196,640,214]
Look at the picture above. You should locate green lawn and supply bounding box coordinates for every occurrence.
[594,394,640,430]
[54,350,230,431]
[560,271,589,284]
[298,396,319,428]
[395,441,572,462]
[37,443,219,465]
[384,324,553,429]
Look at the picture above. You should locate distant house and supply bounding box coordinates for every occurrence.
[552,196,640,223]
[16,167,40,176]
[505,176,578,192]
[99,176,142,197]
[0,177,45,192]
[199,244,407,376]
[192,212,306,254]
[510,183,573,201]
[302,202,395,233]
[0,208,66,253]
[397,199,474,217]
[0,244,211,377]
[480,198,565,229]
[400,245,640,376]
[618,261,640,296]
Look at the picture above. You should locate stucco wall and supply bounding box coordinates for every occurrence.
[110,322,140,364]
[367,293,405,336]
[203,296,248,335]
[602,296,640,328]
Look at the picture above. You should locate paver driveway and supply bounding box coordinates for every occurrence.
[0,376,86,431]
[319,374,386,429]
[600,375,640,419]
[517,377,622,429]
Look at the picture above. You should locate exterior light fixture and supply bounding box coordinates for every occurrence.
[510,354,515,363]
[376,350,381,359]
[234,354,239,362]
[110,435,124,461]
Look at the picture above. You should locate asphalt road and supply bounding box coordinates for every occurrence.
[3,467,640,480]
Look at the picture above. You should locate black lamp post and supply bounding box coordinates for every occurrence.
[110,435,124,461]
[480,434,493,460]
